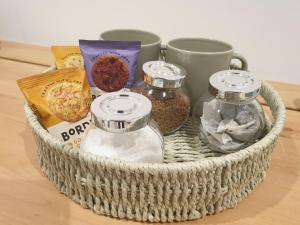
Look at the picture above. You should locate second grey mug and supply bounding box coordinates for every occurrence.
[166,38,248,108]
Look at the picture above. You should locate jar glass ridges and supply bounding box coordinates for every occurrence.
[193,70,266,153]
[132,61,190,135]
[80,92,164,163]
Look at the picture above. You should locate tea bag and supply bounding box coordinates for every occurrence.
[200,99,262,152]
[235,104,257,124]
[220,103,237,120]
[201,100,221,134]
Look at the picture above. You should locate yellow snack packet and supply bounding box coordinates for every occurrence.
[17,68,92,148]
[51,46,84,69]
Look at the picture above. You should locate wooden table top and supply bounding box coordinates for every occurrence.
[0,40,299,225]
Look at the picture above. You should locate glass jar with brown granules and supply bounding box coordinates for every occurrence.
[131,61,190,135]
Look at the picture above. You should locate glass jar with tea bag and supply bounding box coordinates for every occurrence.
[193,70,266,153]
[132,61,190,135]
[80,92,164,163]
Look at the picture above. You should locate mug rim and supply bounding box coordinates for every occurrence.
[100,29,162,47]
[167,37,233,55]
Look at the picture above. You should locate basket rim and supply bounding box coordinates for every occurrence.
[24,79,286,173]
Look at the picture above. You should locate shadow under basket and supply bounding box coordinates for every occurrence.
[24,81,285,222]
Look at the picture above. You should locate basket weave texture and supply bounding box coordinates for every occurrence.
[24,81,285,222]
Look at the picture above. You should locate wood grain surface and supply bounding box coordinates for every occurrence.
[0,42,300,225]
[0,40,53,66]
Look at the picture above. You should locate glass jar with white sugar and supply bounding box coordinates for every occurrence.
[80,92,164,163]
[193,70,266,153]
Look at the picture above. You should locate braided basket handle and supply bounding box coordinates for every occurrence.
[260,81,286,133]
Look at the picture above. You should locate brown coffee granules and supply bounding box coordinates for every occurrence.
[132,87,190,135]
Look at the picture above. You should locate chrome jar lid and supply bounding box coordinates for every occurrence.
[143,61,186,88]
[91,92,152,133]
[209,70,261,103]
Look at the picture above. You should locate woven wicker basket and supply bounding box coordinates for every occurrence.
[24,80,285,222]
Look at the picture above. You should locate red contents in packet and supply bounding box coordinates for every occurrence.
[91,55,129,92]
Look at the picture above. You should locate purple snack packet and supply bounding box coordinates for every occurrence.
[79,40,141,98]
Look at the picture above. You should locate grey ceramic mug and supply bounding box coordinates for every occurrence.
[166,38,248,108]
[100,29,161,83]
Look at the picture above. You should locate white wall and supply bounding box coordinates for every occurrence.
[1,0,299,83]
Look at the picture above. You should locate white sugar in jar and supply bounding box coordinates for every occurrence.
[80,92,164,163]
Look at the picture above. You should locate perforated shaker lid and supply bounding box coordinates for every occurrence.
[209,70,261,103]
[91,92,152,133]
[143,61,186,88]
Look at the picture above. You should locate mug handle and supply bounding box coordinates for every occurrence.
[230,52,248,71]
[159,43,167,61]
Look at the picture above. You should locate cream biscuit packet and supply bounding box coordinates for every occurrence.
[17,68,92,148]
[51,46,84,69]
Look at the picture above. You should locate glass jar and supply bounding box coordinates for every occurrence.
[193,70,266,153]
[80,92,164,163]
[132,61,190,135]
